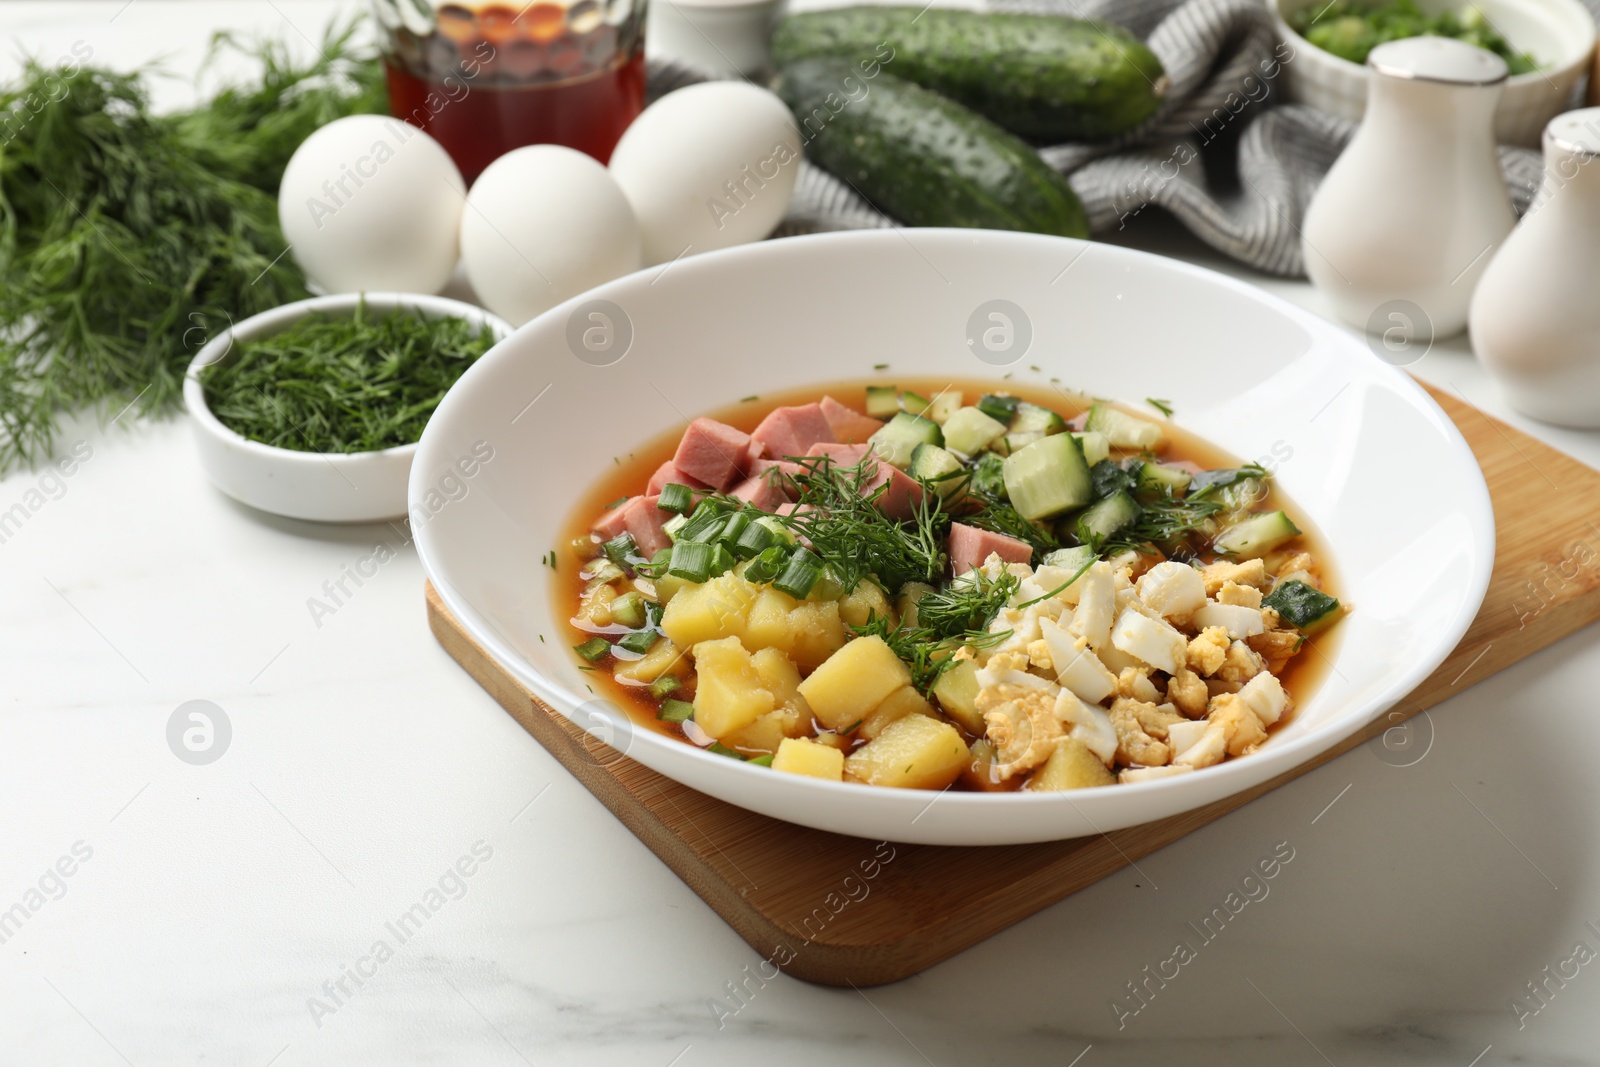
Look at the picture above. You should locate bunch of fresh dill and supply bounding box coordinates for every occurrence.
[199,302,495,453]
[0,19,385,473]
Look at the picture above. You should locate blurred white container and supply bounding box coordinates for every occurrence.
[1272,0,1596,146]
[1302,37,1517,341]
[648,0,786,76]
[1471,108,1600,425]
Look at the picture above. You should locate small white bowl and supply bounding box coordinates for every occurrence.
[1272,0,1596,146]
[184,292,511,523]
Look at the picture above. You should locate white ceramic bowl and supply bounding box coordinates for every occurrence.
[185,292,511,523]
[1273,0,1595,146]
[412,229,1494,845]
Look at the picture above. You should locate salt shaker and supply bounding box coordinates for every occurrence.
[1470,109,1600,426]
[1302,37,1516,342]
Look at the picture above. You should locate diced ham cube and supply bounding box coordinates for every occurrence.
[592,497,637,540]
[646,460,707,496]
[730,475,789,513]
[807,441,870,466]
[625,495,672,557]
[820,395,885,444]
[751,403,836,460]
[672,417,752,490]
[745,437,767,468]
[861,457,925,520]
[949,522,1033,574]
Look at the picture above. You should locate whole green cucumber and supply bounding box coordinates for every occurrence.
[774,59,1088,238]
[771,6,1168,141]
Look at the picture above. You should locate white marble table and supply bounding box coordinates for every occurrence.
[3,4,1597,1064]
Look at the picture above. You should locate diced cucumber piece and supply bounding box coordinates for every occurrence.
[977,393,1020,424]
[1074,490,1141,545]
[1214,509,1301,558]
[1085,403,1166,450]
[1073,431,1110,466]
[901,390,930,415]
[1263,579,1341,632]
[997,430,1043,455]
[1009,401,1067,436]
[1219,477,1267,512]
[865,385,900,419]
[968,451,1007,499]
[908,442,965,497]
[867,411,942,469]
[1042,545,1097,573]
[1136,461,1193,494]
[924,389,963,425]
[1002,433,1093,520]
[941,406,1008,455]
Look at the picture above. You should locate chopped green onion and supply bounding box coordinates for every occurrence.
[649,675,681,699]
[707,543,736,578]
[746,754,775,767]
[644,600,664,629]
[573,637,610,662]
[773,546,824,599]
[677,500,730,543]
[636,547,672,578]
[616,628,656,655]
[668,540,713,582]
[978,393,1020,424]
[657,482,694,513]
[609,591,647,629]
[658,699,695,723]
[743,545,786,584]
[602,533,636,565]
[720,510,752,546]
[707,742,743,759]
[662,513,689,541]
[733,519,776,559]
[585,559,626,584]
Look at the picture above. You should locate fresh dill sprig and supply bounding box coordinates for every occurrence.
[777,455,949,591]
[914,569,1020,638]
[0,18,384,473]
[1146,397,1174,417]
[962,493,1060,555]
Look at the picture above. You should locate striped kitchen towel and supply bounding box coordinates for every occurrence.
[648,0,1564,277]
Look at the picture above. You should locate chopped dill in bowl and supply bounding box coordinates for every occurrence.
[199,301,497,453]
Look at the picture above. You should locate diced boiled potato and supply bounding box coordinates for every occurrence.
[844,714,967,790]
[858,685,934,740]
[722,706,804,755]
[744,587,848,669]
[839,581,896,629]
[1025,737,1116,791]
[660,574,759,647]
[897,582,935,628]
[690,637,774,740]
[612,637,688,684]
[959,739,1015,792]
[931,658,984,735]
[813,731,853,751]
[797,635,910,732]
[576,581,620,626]
[750,647,803,707]
[654,572,691,605]
[771,737,844,781]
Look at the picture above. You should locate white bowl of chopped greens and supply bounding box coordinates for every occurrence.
[1273,0,1595,146]
[411,228,1494,845]
[185,292,511,523]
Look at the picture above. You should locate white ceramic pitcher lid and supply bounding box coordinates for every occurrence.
[1546,108,1600,157]
[1368,36,1510,86]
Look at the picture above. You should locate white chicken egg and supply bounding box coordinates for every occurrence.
[278,114,464,295]
[608,82,802,266]
[460,145,642,327]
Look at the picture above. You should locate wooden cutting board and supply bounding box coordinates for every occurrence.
[425,383,1600,987]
